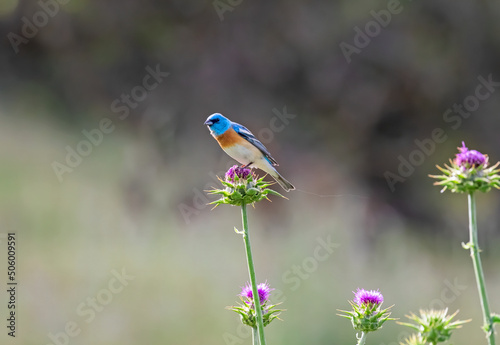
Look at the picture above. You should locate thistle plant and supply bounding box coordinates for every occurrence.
[400,334,426,345]
[209,165,284,207]
[228,281,283,343]
[338,289,395,345]
[398,309,470,345]
[209,165,285,345]
[430,142,500,345]
[430,142,500,194]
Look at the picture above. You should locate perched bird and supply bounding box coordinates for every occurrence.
[204,113,295,192]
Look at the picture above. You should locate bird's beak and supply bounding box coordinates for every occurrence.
[204,119,213,126]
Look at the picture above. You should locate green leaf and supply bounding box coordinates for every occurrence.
[397,322,421,331]
[265,189,286,199]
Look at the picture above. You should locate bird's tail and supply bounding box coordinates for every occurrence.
[256,159,295,192]
[273,171,295,192]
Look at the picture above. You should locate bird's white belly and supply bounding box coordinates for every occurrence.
[223,144,259,165]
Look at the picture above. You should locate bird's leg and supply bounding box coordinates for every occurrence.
[241,162,254,169]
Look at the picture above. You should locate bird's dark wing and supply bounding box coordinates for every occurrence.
[232,122,279,166]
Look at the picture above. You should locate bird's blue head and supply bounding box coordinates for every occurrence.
[204,113,231,136]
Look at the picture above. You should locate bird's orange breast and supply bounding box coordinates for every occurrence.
[215,127,241,148]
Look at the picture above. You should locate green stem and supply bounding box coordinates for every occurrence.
[241,203,267,345]
[356,332,367,345]
[468,193,495,345]
[252,327,259,345]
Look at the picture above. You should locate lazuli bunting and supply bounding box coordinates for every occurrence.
[204,113,295,192]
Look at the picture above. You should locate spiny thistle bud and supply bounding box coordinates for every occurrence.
[430,142,500,193]
[208,165,285,207]
[338,289,395,333]
[227,282,283,328]
[398,309,470,345]
[400,334,426,345]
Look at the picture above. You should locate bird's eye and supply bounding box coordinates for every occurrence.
[212,118,219,123]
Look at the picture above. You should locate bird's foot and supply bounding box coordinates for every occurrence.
[240,162,254,169]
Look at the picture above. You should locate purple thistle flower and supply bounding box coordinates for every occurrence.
[225,165,251,183]
[454,142,487,168]
[353,288,384,306]
[339,288,394,333]
[240,282,273,304]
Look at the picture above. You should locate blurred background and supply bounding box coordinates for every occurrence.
[1,0,500,344]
